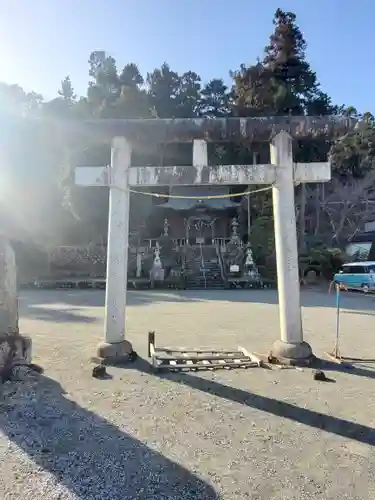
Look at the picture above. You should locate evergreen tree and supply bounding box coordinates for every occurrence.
[58,76,76,101]
[200,78,230,117]
[330,112,375,178]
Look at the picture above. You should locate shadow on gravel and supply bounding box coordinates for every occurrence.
[131,358,375,447]
[21,305,97,324]
[314,358,375,380]
[0,375,218,500]
[18,288,375,313]
[342,310,375,317]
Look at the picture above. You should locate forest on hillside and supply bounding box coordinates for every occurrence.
[1,8,375,252]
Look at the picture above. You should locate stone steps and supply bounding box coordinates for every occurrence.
[185,260,224,289]
[187,281,224,290]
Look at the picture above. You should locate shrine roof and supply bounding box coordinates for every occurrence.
[159,186,239,211]
[50,116,356,144]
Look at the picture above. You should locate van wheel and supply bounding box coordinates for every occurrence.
[362,284,369,293]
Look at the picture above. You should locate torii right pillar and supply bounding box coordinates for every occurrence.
[269,131,327,365]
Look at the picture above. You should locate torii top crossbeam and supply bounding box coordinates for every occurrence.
[58,115,355,144]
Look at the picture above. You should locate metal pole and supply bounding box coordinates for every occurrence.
[335,283,341,358]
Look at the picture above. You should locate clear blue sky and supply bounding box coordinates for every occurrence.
[1,0,374,112]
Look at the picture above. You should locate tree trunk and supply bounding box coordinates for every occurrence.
[314,185,321,235]
[298,184,307,252]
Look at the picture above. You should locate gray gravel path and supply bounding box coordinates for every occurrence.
[1,289,375,499]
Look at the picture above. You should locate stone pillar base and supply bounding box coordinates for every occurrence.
[0,334,32,374]
[91,340,134,366]
[270,339,314,366]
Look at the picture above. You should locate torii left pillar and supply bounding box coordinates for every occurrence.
[96,137,133,363]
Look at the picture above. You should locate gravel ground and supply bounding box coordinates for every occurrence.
[1,288,375,499]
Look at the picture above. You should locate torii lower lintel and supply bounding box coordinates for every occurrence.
[76,161,330,188]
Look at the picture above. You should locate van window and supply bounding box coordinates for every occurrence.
[342,266,366,274]
[353,266,366,274]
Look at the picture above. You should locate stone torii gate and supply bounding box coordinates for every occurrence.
[74,116,352,365]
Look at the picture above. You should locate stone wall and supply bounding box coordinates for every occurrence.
[15,243,157,283]
[14,244,107,283]
[48,245,107,277]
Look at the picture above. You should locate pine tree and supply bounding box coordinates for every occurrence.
[263,9,317,115]
[58,76,76,101]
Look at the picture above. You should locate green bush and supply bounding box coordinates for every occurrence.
[300,247,346,281]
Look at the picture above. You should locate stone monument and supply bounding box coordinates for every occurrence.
[0,236,32,376]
